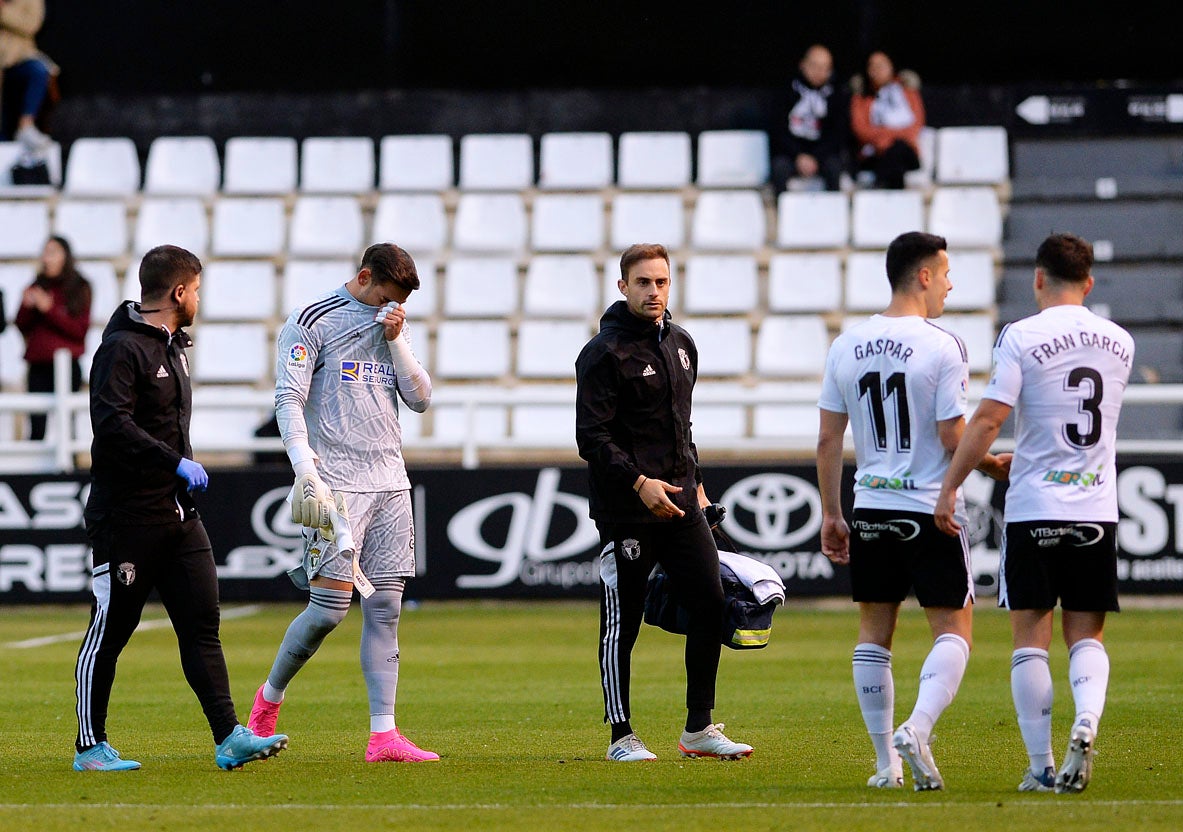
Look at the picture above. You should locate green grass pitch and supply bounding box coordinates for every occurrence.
[1,600,1180,831]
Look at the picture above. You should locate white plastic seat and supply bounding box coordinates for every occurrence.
[53,200,127,258]
[133,198,209,256]
[379,135,454,191]
[516,320,589,378]
[189,402,274,450]
[512,403,577,442]
[691,190,766,250]
[768,253,842,312]
[0,327,26,387]
[435,320,511,378]
[683,255,758,314]
[904,126,938,189]
[945,250,996,311]
[682,317,752,376]
[618,132,691,189]
[200,261,277,321]
[452,193,527,252]
[300,137,375,194]
[755,315,830,376]
[0,263,35,321]
[403,257,437,319]
[0,201,49,258]
[144,137,220,196]
[372,194,447,253]
[191,323,270,382]
[78,326,105,386]
[523,255,599,317]
[211,197,286,257]
[689,395,747,439]
[288,196,364,257]
[927,187,1003,247]
[458,134,533,190]
[610,193,685,249]
[282,259,353,313]
[531,193,604,252]
[844,251,892,312]
[433,399,509,442]
[851,190,925,249]
[696,130,770,187]
[601,260,679,312]
[937,126,1009,184]
[63,138,140,196]
[444,257,517,317]
[753,402,821,439]
[223,137,298,195]
[0,140,62,189]
[931,314,995,372]
[538,132,613,189]
[78,260,121,322]
[776,191,849,249]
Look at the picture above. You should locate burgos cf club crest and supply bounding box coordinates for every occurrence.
[288,343,309,369]
[117,562,136,586]
[678,347,690,370]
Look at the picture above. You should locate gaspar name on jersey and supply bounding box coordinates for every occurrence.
[853,338,914,363]
[1028,330,1132,367]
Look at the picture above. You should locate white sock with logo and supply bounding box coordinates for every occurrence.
[1011,647,1054,771]
[853,643,897,771]
[907,633,970,739]
[1068,638,1109,731]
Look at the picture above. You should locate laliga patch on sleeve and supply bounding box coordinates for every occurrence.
[288,343,310,369]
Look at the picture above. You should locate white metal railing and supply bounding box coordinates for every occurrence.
[3,349,1183,471]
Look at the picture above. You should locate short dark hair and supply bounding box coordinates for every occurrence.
[619,243,670,283]
[885,231,947,291]
[139,245,202,300]
[1036,233,1093,284]
[362,243,420,291]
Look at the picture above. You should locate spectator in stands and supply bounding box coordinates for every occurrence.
[772,43,848,192]
[850,50,925,189]
[15,235,90,439]
[0,0,57,153]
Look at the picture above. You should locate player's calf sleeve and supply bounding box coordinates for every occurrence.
[853,643,896,770]
[909,633,970,737]
[1068,638,1109,727]
[361,578,406,729]
[267,586,352,691]
[1012,647,1054,770]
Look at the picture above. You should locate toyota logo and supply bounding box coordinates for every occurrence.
[719,474,822,550]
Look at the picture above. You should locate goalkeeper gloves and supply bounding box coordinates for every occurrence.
[291,471,336,537]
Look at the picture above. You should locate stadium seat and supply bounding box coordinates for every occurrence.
[776,191,849,249]
[223,137,298,195]
[458,133,534,190]
[452,193,527,252]
[78,326,105,387]
[928,187,1003,248]
[755,315,830,376]
[511,403,576,443]
[945,250,996,311]
[444,257,518,317]
[1011,137,1183,200]
[189,401,274,451]
[144,136,220,196]
[1003,262,1183,327]
[682,317,752,376]
[601,260,679,312]
[0,326,26,387]
[200,261,277,321]
[844,251,891,312]
[610,192,685,250]
[1129,329,1183,383]
[0,201,49,258]
[133,198,209,256]
[688,384,748,439]
[531,193,604,252]
[372,193,448,253]
[1004,201,1183,262]
[281,259,353,313]
[768,253,843,313]
[0,263,35,321]
[933,314,994,372]
[191,323,271,382]
[696,130,770,187]
[753,401,822,440]
[79,260,121,322]
[691,190,766,250]
[538,132,613,189]
[0,140,62,190]
[433,401,509,442]
[936,126,1009,185]
[300,137,375,193]
[904,126,938,189]
[405,256,437,319]
[683,255,758,314]
[379,134,454,191]
[63,137,140,196]
[516,320,589,378]
[53,200,128,258]
[211,197,286,257]
[852,191,925,248]
[617,132,692,189]
[435,320,512,378]
[288,196,364,257]
[523,255,599,317]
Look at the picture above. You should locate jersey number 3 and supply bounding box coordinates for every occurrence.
[858,371,911,451]
[1063,366,1103,448]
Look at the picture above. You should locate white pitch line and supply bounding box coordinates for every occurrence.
[2,604,263,650]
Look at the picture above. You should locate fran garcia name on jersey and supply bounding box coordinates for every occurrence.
[1028,329,1132,367]
[341,359,397,387]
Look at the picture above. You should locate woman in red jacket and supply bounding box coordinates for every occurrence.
[15,235,90,439]
[850,51,925,189]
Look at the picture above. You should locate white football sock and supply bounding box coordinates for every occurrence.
[907,633,970,739]
[853,643,897,771]
[1011,647,1054,771]
[1068,638,1109,730]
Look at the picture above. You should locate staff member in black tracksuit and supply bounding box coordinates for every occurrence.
[72,245,287,772]
[576,243,753,763]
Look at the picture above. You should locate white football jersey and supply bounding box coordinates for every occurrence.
[984,304,1133,522]
[819,314,969,515]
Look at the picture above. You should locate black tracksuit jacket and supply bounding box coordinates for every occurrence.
[85,301,199,525]
[575,301,703,524]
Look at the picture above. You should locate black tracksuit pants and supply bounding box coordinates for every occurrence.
[598,510,725,724]
[74,517,239,751]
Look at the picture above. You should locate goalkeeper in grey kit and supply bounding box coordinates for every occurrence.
[247,243,439,762]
